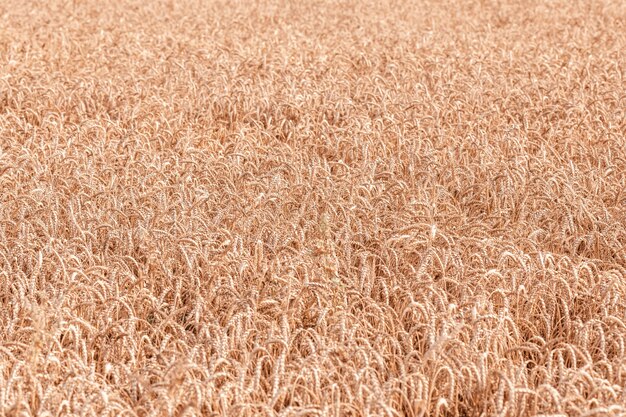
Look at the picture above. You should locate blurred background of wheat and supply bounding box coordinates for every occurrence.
[1,0,625,416]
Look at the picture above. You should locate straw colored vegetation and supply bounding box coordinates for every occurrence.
[1,0,626,416]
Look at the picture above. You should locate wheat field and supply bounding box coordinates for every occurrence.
[1,0,625,416]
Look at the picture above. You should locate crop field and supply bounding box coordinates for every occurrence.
[1,0,625,416]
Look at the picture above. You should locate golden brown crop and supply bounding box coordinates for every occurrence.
[1,0,625,416]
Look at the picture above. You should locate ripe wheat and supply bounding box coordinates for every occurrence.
[1,0,625,416]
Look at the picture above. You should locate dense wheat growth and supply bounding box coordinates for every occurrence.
[1,0,625,415]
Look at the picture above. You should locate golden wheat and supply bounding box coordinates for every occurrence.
[1,0,626,416]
